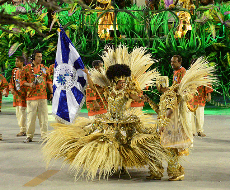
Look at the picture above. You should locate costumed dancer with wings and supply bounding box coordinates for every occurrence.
[43,45,169,180]
[148,57,216,181]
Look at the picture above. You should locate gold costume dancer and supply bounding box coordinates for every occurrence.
[169,0,195,38]
[96,0,118,39]
[149,58,216,180]
[42,46,168,180]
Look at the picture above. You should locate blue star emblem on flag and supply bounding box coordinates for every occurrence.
[52,28,87,123]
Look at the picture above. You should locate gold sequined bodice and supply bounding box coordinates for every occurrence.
[107,88,128,121]
[89,88,141,145]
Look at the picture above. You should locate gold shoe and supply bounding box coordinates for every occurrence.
[168,174,184,181]
[198,132,206,137]
[146,175,161,180]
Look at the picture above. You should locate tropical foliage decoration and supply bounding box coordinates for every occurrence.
[0,1,229,106]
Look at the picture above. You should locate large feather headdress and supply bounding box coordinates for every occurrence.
[90,45,160,90]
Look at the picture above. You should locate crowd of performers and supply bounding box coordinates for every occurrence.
[0,50,53,142]
[0,46,215,181]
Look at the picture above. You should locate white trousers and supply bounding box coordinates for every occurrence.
[16,106,27,132]
[26,99,48,139]
[191,106,205,133]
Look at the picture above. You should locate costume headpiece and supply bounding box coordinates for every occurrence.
[114,76,127,83]
[91,45,159,90]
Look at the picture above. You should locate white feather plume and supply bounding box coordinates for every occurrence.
[97,45,159,90]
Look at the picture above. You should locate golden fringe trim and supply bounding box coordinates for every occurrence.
[42,125,169,180]
[70,138,122,181]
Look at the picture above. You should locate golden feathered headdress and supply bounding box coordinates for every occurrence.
[92,45,160,90]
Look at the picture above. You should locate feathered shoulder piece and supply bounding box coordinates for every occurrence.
[89,67,111,88]
[91,45,160,90]
[178,57,217,102]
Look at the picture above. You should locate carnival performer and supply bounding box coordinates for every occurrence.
[96,0,118,39]
[0,73,9,112]
[148,57,216,181]
[171,55,186,85]
[42,45,169,180]
[0,73,8,141]
[9,56,27,137]
[169,0,195,38]
[148,55,188,181]
[21,50,53,143]
[189,85,213,137]
[189,59,213,137]
[86,60,107,120]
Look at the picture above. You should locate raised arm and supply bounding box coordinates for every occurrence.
[83,67,104,94]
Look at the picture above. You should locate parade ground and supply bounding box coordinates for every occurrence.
[1,99,230,190]
[1,0,230,189]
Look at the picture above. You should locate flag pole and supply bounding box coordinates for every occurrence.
[86,66,108,110]
[93,83,108,110]
[85,66,108,110]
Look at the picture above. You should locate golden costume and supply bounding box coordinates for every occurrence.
[42,46,168,180]
[149,58,216,180]
[96,0,118,39]
[169,0,195,38]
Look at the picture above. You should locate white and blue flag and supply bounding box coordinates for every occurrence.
[52,28,87,124]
